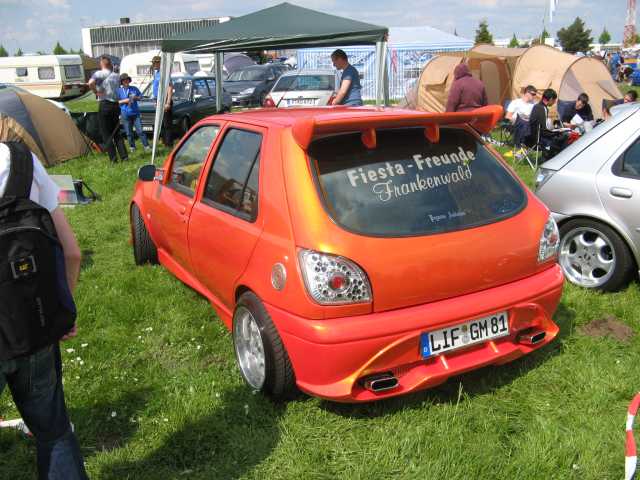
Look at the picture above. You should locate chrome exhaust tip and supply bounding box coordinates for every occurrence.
[518,329,546,345]
[362,373,399,393]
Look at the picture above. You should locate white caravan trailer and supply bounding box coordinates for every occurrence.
[119,51,202,91]
[0,55,86,99]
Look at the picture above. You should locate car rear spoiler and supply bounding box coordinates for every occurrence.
[291,105,503,150]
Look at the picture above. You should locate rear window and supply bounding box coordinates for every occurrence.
[274,75,335,92]
[309,128,527,237]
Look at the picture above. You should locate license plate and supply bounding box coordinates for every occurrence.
[420,311,509,358]
[287,98,315,105]
[142,126,153,132]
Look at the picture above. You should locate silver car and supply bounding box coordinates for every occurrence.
[535,103,640,291]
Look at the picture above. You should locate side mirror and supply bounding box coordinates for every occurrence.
[138,164,156,182]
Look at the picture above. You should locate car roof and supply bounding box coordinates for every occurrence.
[542,103,640,171]
[171,74,216,81]
[279,70,335,77]
[209,106,493,129]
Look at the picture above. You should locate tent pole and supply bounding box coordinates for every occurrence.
[151,51,174,164]
[375,41,389,106]
[215,51,224,112]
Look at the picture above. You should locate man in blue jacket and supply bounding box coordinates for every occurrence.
[117,73,150,153]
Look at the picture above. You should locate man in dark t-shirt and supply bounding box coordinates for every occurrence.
[561,92,594,126]
[330,49,363,106]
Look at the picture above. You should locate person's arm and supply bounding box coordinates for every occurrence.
[117,91,130,105]
[446,83,461,112]
[51,207,81,340]
[86,77,97,94]
[51,208,81,293]
[332,78,352,105]
[164,82,173,112]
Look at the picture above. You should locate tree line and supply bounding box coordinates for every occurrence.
[0,42,83,57]
[474,17,629,53]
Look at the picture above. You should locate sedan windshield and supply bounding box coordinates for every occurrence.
[227,68,268,82]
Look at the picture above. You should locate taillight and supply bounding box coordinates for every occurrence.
[298,249,372,305]
[327,92,337,105]
[538,216,560,263]
[263,95,276,108]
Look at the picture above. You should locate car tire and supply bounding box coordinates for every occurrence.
[559,218,635,292]
[131,203,158,266]
[232,292,297,399]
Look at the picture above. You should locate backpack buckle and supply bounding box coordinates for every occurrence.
[10,256,37,279]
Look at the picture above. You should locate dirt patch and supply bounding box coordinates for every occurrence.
[578,315,635,343]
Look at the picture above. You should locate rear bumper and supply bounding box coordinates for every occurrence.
[266,264,564,403]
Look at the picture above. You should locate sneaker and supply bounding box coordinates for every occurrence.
[129,146,136,153]
[143,146,151,152]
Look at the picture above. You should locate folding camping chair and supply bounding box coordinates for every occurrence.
[497,100,514,145]
[512,117,542,170]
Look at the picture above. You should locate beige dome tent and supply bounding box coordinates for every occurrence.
[412,45,526,112]
[511,45,621,119]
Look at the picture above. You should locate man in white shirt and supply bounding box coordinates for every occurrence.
[0,142,87,479]
[506,85,538,123]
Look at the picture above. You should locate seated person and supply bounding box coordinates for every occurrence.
[506,85,537,123]
[528,88,569,159]
[603,90,638,119]
[561,92,594,127]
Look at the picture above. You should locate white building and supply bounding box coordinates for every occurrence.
[81,16,230,58]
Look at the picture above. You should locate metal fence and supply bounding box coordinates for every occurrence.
[298,44,471,101]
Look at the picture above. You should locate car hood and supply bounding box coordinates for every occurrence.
[224,81,262,94]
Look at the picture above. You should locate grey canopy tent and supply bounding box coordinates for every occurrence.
[152,2,389,163]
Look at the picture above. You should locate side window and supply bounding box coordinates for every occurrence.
[169,125,220,195]
[38,67,55,80]
[206,79,216,95]
[620,138,640,178]
[203,129,262,220]
[15,68,28,77]
[193,79,210,98]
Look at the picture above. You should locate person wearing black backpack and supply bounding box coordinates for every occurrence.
[0,141,87,479]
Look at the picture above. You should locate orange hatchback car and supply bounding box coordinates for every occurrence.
[130,106,564,402]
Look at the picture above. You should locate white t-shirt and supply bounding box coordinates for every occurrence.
[0,143,60,212]
[507,98,534,121]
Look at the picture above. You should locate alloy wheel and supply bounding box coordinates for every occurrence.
[233,306,266,390]
[559,227,616,288]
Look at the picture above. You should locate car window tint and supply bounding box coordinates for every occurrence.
[170,125,220,194]
[309,128,527,237]
[193,79,210,98]
[203,129,261,220]
[206,79,216,95]
[622,138,640,177]
[273,75,334,92]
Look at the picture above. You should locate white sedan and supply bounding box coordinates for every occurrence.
[263,70,336,108]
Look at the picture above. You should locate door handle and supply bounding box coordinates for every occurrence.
[179,206,187,214]
[610,187,633,199]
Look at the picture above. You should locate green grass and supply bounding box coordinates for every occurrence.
[1,141,639,480]
[65,93,99,113]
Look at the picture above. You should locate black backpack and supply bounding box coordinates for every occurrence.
[0,142,76,361]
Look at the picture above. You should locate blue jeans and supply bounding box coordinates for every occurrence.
[0,344,88,480]
[122,115,149,149]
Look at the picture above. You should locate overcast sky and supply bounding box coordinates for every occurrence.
[0,0,631,54]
